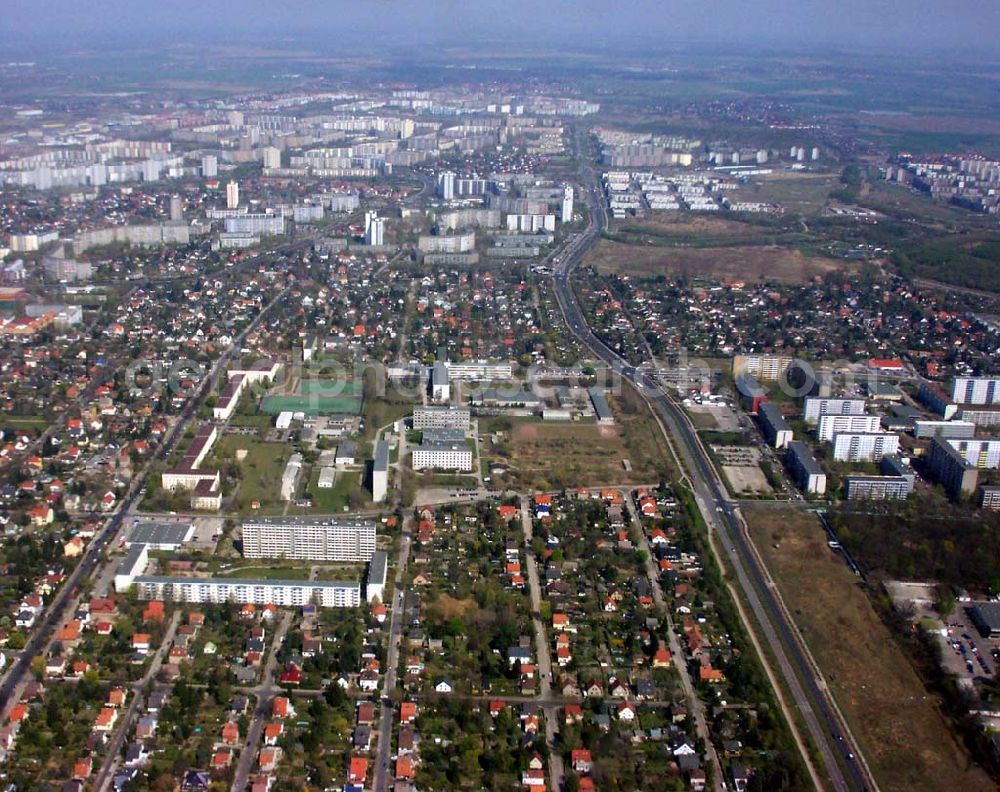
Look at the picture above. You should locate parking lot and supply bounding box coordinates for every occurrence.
[885,581,996,683]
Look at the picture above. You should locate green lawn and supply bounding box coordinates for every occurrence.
[291,468,368,514]
[219,565,310,580]
[213,435,290,514]
[0,415,49,431]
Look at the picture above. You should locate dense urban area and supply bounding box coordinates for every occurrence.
[0,29,999,792]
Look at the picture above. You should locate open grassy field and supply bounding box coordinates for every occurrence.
[219,565,310,581]
[729,172,841,214]
[213,435,290,515]
[292,468,366,515]
[745,506,994,792]
[489,384,672,489]
[611,214,772,240]
[0,415,49,431]
[587,238,842,283]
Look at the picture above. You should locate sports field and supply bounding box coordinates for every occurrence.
[260,394,363,415]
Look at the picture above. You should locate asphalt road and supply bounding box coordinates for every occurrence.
[546,128,873,792]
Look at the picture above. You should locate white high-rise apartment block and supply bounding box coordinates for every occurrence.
[437,171,456,200]
[561,184,574,223]
[952,377,1000,406]
[262,146,281,169]
[135,576,360,608]
[803,398,867,423]
[430,362,450,402]
[226,180,240,210]
[241,517,376,562]
[817,414,881,442]
[201,155,218,178]
[413,406,470,429]
[365,212,385,246]
[831,432,900,462]
[412,443,473,471]
[372,440,389,503]
[943,438,1000,469]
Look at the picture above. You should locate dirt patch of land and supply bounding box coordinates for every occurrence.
[587,239,841,283]
[745,506,994,792]
[427,595,476,622]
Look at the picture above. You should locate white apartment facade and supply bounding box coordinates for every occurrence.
[241,518,376,562]
[802,398,867,423]
[412,443,473,471]
[134,576,361,608]
[817,413,881,442]
[831,432,900,462]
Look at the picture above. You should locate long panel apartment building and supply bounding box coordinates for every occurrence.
[844,476,913,500]
[241,517,376,562]
[411,443,473,471]
[928,437,980,498]
[831,432,900,462]
[786,441,826,494]
[413,405,471,430]
[939,438,1000,469]
[758,403,793,449]
[816,413,881,442]
[952,377,1000,406]
[134,576,360,608]
[802,398,867,423]
[732,354,792,382]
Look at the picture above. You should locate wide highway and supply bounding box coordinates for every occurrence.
[547,129,874,792]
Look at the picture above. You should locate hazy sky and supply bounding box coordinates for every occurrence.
[3,0,998,56]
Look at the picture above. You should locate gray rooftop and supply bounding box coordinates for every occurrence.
[588,387,613,420]
[116,543,149,576]
[127,521,193,546]
[368,551,388,585]
[759,402,791,432]
[373,440,389,472]
[421,428,466,444]
[787,441,824,476]
[971,601,1000,631]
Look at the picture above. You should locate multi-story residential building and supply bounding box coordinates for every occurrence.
[736,373,767,414]
[918,382,958,419]
[912,420,976,439]
[733,354,793,382]
[413,406,471,430]
[505,214,556,233]
[411,443,473,471]
[844,475,913,500]
[831,432,899,462]
[366,551,387,603]
[952,377,1000,406]
[443,361,514,380]
[802,398,867,423]
[939,438,1000,469]
[816,414,881,443]
[758,402,793,449]
[213,373,247,421]
[372,440,389,503]
[981,486,1000,510]
[786,441,826,494]
[241,517,376,562]
[134,577,360,608]
[114,544,150,593]
[956,407,1000,428]
[162,425,220,492]
[224,210,286,236]
[928,437,980,498]
[430,362,450,402]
